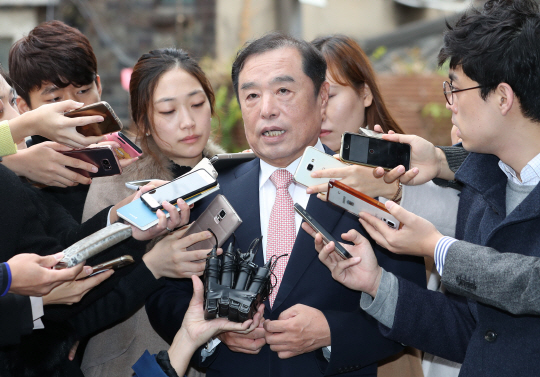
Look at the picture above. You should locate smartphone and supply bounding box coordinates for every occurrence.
[61,145,122,178]
[293,146,348,188]
[64,101,123,137]
[327,179,402,230]
[104,132,142,159]
[209,152,256,171]
[182,194,243,251]
[117,184,220,230]
[141,169,217,212]
[340,132,410,171]
[294,203,352,259]
[83,255,135,278]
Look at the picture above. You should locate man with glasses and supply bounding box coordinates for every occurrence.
[305,0,540,376]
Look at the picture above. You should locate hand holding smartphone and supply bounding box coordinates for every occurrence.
[340,132,410,171]
[327,179,402,229]
[293,146,348,187]
[61,145,122,178]
[104,132,142,159]
[64,101,123,137]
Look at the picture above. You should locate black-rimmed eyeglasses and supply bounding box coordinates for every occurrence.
[443,81,482,105]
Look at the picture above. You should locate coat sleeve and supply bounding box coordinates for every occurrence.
[442,240,540,315]
[0,294,33,346]
[379,276,476,363]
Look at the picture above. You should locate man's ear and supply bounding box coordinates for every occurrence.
[497,83,515,116]
[319,81,330,117]
[17,97,31,114]
[96,75,103,98]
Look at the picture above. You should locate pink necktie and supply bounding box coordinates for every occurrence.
[266,169,296,307]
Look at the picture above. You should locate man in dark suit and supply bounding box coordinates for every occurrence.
[146,32,425,377]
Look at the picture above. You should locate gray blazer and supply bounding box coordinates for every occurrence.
[441,240,540,315]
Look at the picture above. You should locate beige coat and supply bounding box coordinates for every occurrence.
[81,135,224,377]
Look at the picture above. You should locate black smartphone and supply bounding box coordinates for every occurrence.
[209,152,256,170]
[340,132,410,171]
[61,145,122,178]
[64,101,123,137]
[294,203,352,259]
[141,169,218,212]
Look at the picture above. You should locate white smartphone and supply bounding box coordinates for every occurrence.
[293,146,348,188]
[327,179,402,230]
[125,179,158,190]
[141,169,218,212]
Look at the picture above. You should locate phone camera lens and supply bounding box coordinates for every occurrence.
[307,164,314,171]
[219,210,226,218]
[102,159,112,170]
[346,200,354,206]
[369,149,375,154]
[386,220,396,228]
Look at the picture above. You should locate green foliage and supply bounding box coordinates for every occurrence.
[421,102,452,120]
[371,46,387,61]
[211,85,244,152]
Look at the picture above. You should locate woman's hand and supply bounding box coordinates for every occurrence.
[42,268,113,305]
[302,223,382,297]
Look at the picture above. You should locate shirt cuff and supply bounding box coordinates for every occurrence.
[434,236,458,275]
[201,337,221,361]
[29,296,44,329]
[360,268,399,328]
[322,346,331,361]
[1,262,12,296]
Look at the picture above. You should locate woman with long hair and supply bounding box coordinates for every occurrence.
[81,48,224,377]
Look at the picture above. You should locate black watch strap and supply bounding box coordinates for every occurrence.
[155,350,180,377]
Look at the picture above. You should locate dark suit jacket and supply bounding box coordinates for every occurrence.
[379,152,540,376]
[146,149,425,377]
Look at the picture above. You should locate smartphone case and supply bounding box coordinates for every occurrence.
[182,194,242,251]
[327,179,402,230]
[293,146,347,188]
[65,101,123,137]
[56,223,133,268]
[117,185,220,231]
[62,145,122,178]
[104,132,142,159]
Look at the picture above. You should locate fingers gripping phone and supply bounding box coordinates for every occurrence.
[182,194,243,251]
[327,179,402,230]
[294,203,352,259]
[340,132,411,171]
[293,146,348,187]
[61,145,122,178]
[64,101,123,137]
[104,131,142,159]
[141,169,218,212]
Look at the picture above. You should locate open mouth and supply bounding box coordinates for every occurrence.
[263,130,285,137]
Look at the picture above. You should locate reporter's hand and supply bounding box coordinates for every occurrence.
[143,228,219,279]
[9,101,105,148]
[119,183,190,241]
[218,325,267,354]
[306,163,400,200]
[2,141,97,186]
[7,253,86,296]
[359,201,443,258]
[264,304,330,359]
[381,133,454,185]
[302,223,382,296]
[42,268,113,305]
[168,275,259,374]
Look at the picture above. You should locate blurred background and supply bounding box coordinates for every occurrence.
[0,0,492,150]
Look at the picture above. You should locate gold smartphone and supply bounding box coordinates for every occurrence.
[64,101,123,137]
[86,255,134,278]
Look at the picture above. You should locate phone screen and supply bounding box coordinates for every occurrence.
[145,171,214,207]
[342,133,410,170]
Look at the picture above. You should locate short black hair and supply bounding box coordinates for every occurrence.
[438,0,540,122]
[231,32,326,101]
[9,20,98,107]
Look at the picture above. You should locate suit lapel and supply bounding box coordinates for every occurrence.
[271,193,345,311]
